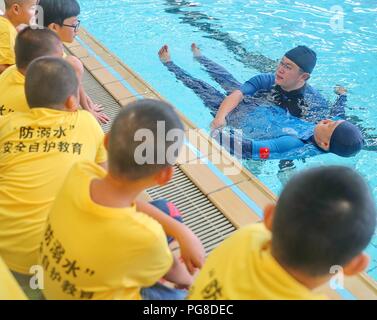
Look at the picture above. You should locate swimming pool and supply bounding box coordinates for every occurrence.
[78,0,377,281]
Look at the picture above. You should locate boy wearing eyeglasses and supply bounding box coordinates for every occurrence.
[38,0,110,124]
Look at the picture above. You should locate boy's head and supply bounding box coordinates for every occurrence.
[25,56,79,110]
[15,26,63,72]
[108,99,185,185]
[266,166,376,279]
[314,119,364,157]
[4,0,38,25]
[38,0,80,43]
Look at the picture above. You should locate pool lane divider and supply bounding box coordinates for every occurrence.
[72,34,357,301]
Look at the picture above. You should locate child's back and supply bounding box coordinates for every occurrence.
[0,15,17,67]
[189,223,326,300]
[189,166,376,300]
[41,161,173,300]
[0,256,27,300]
[0,57,107,275]
[40,99,190,300]
[0,27,64,117]
[0,0,38,73]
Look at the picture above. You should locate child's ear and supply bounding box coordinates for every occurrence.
[263,203,276,231]
[343,253,369,276]
[48,23,60,33]
[64,95,78,112]
[155,166,174,186]
[321,141,330,151]
[316,139,329,151]
[12,4,21,16]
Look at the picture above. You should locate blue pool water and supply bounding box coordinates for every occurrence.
[78,0,377,281]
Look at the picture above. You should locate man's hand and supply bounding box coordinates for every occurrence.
[334,85,347,96]
[210,116,227,131]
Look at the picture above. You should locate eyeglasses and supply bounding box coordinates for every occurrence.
[277,60,305,73]
[62,20,81,33]
[278,60,293,71]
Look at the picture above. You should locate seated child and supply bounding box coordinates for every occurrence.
[189,166,376,299]
[40,99,196,300]
[38,0,110,124]
[0,0,37,74]
[0,26,63,116]
[0,57,107,279]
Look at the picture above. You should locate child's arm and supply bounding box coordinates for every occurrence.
[163,255,194,289]
[65,55,110,124]
[79,86,110,124]
[0,64,10,74]
[136,200,205,274]
[97,162,108,171]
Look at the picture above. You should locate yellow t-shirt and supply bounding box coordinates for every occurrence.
[0,256,27,300]
[0,16,17,66]
[41,161,173,300]
[189,224,327,300]
[0,108,107,274]
[0,65,28,116]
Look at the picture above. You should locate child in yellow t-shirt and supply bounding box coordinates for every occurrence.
[0,27,63,117]
[38,0,110,124]
[0,0,37,74]
[40,99,197,300]
[0,256,27,300]
[0,57,108,278]
[189,166,376,300]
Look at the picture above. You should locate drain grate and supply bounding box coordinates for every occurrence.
[81,71,122,133]
[80,66,236,254]
[147,167,236,255]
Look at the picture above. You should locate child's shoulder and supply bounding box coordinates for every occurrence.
[0,16,14,31]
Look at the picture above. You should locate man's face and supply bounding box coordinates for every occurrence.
[18,0,38,25]
[314,119,344,151]
[275,56,308,91]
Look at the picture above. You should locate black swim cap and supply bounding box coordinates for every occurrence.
[330,121,364,157]
[285,46,317,74]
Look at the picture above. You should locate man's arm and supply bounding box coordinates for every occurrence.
[330,86,347,119]
[211,73,275,130]
[211,90,244,130]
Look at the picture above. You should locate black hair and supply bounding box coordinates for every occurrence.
[38,0,80,27]
[15,27,62,70]
[109,99,185,180]
[272,166,376,276]
[25,57,78,109]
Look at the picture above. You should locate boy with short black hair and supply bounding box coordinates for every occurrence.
[0,57,107,282]
[0,0,38,73]
[189,166,376,300]
[40,99,196,300]
[0,26,63,116]
[38,0,110,124]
